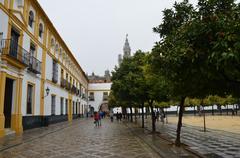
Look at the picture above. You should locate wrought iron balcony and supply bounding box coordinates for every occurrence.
[66,82,71,91]
[60,78,67,88]
[71,85,77,94]
[0,39,30,67]
[1,39,42,74]
[76,89,80,95]
[52,71,58,83]
[28,55,42,74]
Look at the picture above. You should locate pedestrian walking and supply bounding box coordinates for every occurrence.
[110,112,114,122]
[116,112,119,122]
[94,112,100,127]
[119,113,122,121]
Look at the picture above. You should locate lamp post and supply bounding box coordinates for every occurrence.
[42,87,50,99]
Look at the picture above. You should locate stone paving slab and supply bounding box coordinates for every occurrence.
[124,122,200,158]
[0,119,161,158]
[141,118,240,158]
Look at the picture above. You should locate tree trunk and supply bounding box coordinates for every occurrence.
[175,96,186,147]
[134,108,137,122]
[227,105,229,115]
[141,102,144,128]
[194,106,196,116]
[139,108,141,118]
[149,101,156,132]
[130,107,133,122]
[203,106,206,132]
[145,107,148,119]
[236,104,238,115]
[122,107,126,119]
[220,105,222,115]
[212,105,214,115]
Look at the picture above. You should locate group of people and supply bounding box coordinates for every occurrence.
[110,112,122,122]
[93,111,106,127]
[155,110,166,123]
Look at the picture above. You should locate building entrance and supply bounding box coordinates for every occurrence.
[4,78,14,128]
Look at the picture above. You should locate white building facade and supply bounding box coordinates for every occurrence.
[88,83,111,113]
[0,0,88,137]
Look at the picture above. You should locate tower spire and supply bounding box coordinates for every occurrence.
[123,34,131,58]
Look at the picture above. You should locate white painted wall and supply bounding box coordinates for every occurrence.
[0,9,9,39]
[88,83,111,111]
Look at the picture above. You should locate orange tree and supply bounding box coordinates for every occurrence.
[151,0,240,146]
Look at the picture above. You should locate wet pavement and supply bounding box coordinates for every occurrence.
[0,119,161,158]
[142,118,240,158]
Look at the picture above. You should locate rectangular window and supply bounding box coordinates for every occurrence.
[89,92,94,101]
[29,43,36,70]
[76,102,78,114]
[52,60,58,83]
[51,95,56,115]
[61,68,64,79]
[27,84,34,114]
[103,92,108,101]
[73,101,75,115]
[65,99,68,115]
[60,97,64,115]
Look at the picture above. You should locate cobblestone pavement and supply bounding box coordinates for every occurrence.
[143,119,240,158]
[0,119,160,158]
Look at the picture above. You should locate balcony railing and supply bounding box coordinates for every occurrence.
[1,39,30,66]
[60,78,67,88]
[71,86,77,94]
[52,71,58,83]
[66,82,71,91]
[1,39,42,74]
[28,55,42,74]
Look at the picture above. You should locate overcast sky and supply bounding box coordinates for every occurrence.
[38,0,198,76]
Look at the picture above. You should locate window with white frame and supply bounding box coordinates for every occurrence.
[27,84,34,114]
[60,97,64,115]
[51,95,56,115]
[65,99,68,115]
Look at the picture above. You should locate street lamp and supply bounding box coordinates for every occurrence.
[42,87,50,99]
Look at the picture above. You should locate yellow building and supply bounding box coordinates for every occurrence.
[0,0,88,137]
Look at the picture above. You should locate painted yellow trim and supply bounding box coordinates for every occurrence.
[0,72,7,137]
[4,74,23,135]
[4,0,8,8]
[10,10,27,26]
[10,0,14,9]
[23,0,28,23]
[11,78,23,135]
[40,27,48,116]
[34,12,39,38]
[26,82,36,116]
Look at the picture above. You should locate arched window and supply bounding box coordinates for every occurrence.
[51,38,55,48]
[55,44,59,54]
[39,23,44,38]
[28,11,34,27]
